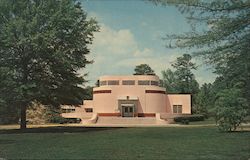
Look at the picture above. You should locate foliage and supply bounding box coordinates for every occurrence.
[153,0,250,59]
[0,68,19,124]
[26,101,65,124]
[174,114,204,124]
[215,88,248,132]
[171,54,199,94]
[45,107,65,124]
[134,64,155,75]
[26,102,47,124]
[161,69,178,93]
[0,0,99,128]
[0,106,19,124]
[162,54,199,94]
[161,54,199,113]
[154,0,250,130]
[83,86,93,100]
[194,83,214,118]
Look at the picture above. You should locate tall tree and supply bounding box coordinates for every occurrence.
[171,54,199,94]
[161,69,178,93]
[195,83,213,118]
[161,54,199,113]
[0,68,19,124]
[0,0,99,129]
[161,54,199,94]
[153,0,250,130]
[134,64,155,75]
[83,86,93,100]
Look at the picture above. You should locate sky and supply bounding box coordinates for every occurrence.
[79,0,217,86]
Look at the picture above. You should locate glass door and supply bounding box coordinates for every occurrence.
[122,105,134,117]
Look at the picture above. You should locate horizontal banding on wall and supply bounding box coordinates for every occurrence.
[138,113,156,117]
[93,90,112,94]
[145,90,166,94]
[98,113,121,116]
[98,113,155,117]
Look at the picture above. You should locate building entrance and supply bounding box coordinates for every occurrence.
[121,104,134,117]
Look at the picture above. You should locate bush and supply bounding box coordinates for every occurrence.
[26,102,66,124]
[26,102,47,124]
[181,119,189,125]
[59,118,81,124]
[49,114,66,124]
[174,114,204,124]
[215,88,248,132]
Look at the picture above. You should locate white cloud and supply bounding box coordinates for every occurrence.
[89,24,139,58]
[80,22,216,86]
[81,23,177,85]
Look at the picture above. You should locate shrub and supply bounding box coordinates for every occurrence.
[174,114,204,124]
[26,102,47,124]
[215,88,248,132]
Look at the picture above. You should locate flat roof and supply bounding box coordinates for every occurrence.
[99,75,160,81]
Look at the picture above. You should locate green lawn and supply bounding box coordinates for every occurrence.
[0,126,249,160]
[189,117,216,125]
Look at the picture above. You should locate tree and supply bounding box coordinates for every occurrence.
[161,54,199,113]
[161,69,178,93]
[83,86,93,100]
[0,68,19,124]
[0,0,99,129]
[153,0,250,130]
[134,64,155,75]
[171,54,199,94]
[195,83,213,118]
[161,54,199,94]
[215,88,248,132]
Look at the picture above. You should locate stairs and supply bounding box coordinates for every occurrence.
[96,116,158,125]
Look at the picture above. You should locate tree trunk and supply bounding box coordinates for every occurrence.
[20,104,27,129]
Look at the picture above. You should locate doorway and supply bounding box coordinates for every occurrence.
[121,104,134,117]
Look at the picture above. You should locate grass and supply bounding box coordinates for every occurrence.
[0,126,249,160]
[189,117,216,125]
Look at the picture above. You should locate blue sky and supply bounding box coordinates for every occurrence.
[79,0,216,86]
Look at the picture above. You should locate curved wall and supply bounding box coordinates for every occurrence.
[93,75,167,114]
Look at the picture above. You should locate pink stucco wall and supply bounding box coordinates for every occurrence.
[61,75,191,119]
[93,75,167,114]
[166,94,191,114]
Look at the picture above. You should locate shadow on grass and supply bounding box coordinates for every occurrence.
[0,139,16,144]
[0,126,124,134]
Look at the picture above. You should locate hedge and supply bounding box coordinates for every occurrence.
[174,114,204,124]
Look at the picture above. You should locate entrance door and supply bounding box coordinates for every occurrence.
[122,105,134,117]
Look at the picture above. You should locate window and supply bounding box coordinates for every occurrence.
[108,80,119,85]
[122,80,135,85]
[62,108,75,113]
[100,81,107,86]
[173,105,182,114]
[150,81,159,86]
[85,108,93,112]
[125,107,128,112]
[129,107,133,112]
[138,80,150,85]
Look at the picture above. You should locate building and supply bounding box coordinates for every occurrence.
[61,75,191,125]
